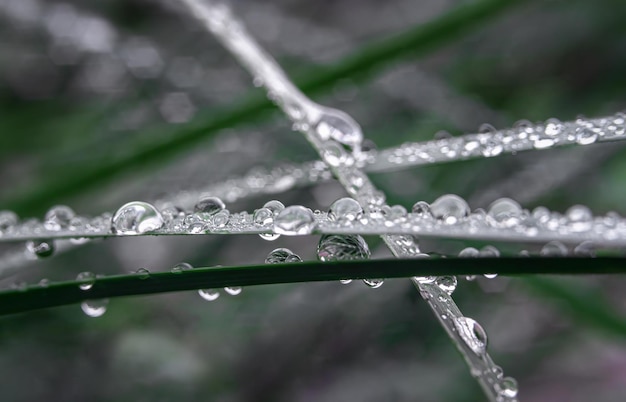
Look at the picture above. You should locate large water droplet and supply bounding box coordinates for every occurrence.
[317,234,370,262]
[26,239,55,258]
[436,276,457,295]
[566,204,593,232]
[76,271,96,290]
[198,289,220,301]
[0,210,18,234]
[254,207,280,241]
[44,205,75,231]
[263,200,285,215]
[81,299,109,318]
[265,248,302,264]
[328,198,363,222]
[541,241,568,256]
[315,109,363,151]
[430,194,470,224]
[274,205,316,235]
[454,317,488,356]
[496,377,519,398]
[224,286,242,296]
[172,262,193,274]
[111,201,164,234]
[194,196,226,219]
[488,198,522,227]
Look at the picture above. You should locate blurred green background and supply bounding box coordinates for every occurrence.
[1,0,626,400]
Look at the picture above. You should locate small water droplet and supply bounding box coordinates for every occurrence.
[317,234,370,262]
[541,241,568,256]
[194,196,226,219]
[328,198,363,221]
[566,204,593,232]
[575,127,598,145]
[480,245,500,258]
[436,276,457,294]
[135,268,150,279]
[265,248,302,264]
[574,241,596,257]
[488,198,522,227]
[172,262,193,273]
[363,278,384,288]
[459,247,480,257]
[81,299,109,318]
[0,210,18,234]
[544,118,563,136]
[274,205,316,235]
[38,278,50,288]
[411,201,431,217]
[321,141,350,167]
[339,279,352,285]
[111,201,164,234]
[430,194,470,224]
[76,271,96,290]
[496,377,518,398]
[455,317,488,356]
[492,365,504,380]
[26,239,55,258]
[198,289,220,301]
[44,205,75,231]
[224,286,242,296]
[212,209,230,227]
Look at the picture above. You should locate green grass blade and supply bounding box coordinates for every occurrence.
[2,257,625,316]
[2,0,527,217]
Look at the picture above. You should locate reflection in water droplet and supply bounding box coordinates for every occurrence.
[454,317,488,356]
[44,205,75,231]
[111,201,164,234]
[198,289,220,301]
[81,299,109,318]
[430,194,470,224]
[76,271,96,290]
[363,278,384,288]
[274,206,316,235]
[172,262,193,274]
[315,109,362,151]
[194,196,226,218]
[328,198,363,221]
[411,201,431,216]
[26,239,55,258]
[224,286,242,296]
[263,200,285,215]
[575,127,597,145]
[254,207,280,241]
[265,248,302,264]
[317,234,370,262]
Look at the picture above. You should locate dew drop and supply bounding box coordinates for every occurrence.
[81,299,109,318]
[575,127,598,145]
[26,239,55,258]
[411,201,431,217]
[480,245,500,258]
[496,377,518,398]
[328,198,363,222]
[321,141,350,167]
[383,205,407,221]
[574,241,596,257]
[194,196,226,219]
[544,118,563,136]
[263,200,285,215]
[566,204,593,232]
[76,271,96,290]
[484,273,498,279]
[274,205,316,235]
[454,317,488,356]
[0,210,18,234]
[488,198,522,227]
[363,278,384,288]
[459,247,480,257]
[541,241,568,256]
[44,205,75,231]
[430,194,470,224]
[172,262,193,273]
[198,289,220,301]
[111,201,164,234]
[435,276,457,295]
[224,286,242,296]
[317,234,370,262]
[135,268,150,279]
[254,207,280,241]
[315,109,363,151]
[265,248,303,264]
[38,278,50,288]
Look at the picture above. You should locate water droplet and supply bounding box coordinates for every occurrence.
[488,198,522,227]
[436,276,457,294]
[492,365,504,380]
[44,205,75,231]
[315,109,362,151]
[339,279,353,285]
[566,204,593,232]
[575,127,598,145]
[484,273,498,279]
[454,317,488,356]
[111,201,164,234]
[544,118,563,136]
[363,278,384,288]
[194,196,226,219]
[411,201,431,216]
[224,286,242,296]
[76,271,96,290]
[26,239,55,258]
[135,268,150,279]
[254,207,280,241]
[321,141,350,167]
[81,299,109,318]
[496,377,518,398]
[198,289,220,301]
[38,278,50,288]
[383,205,407,221]
[172,262,193,273]
[541,241,568,256]
[263,200,285,215]
[328,197,363,221]
[274,206,316,235]
[574,241,596,257]
[317,234,370,262]
[212,209,230,227]
[459,247,480,257]
[265,248,302,264]
[430,194,470,224]
[480,245,500,258]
